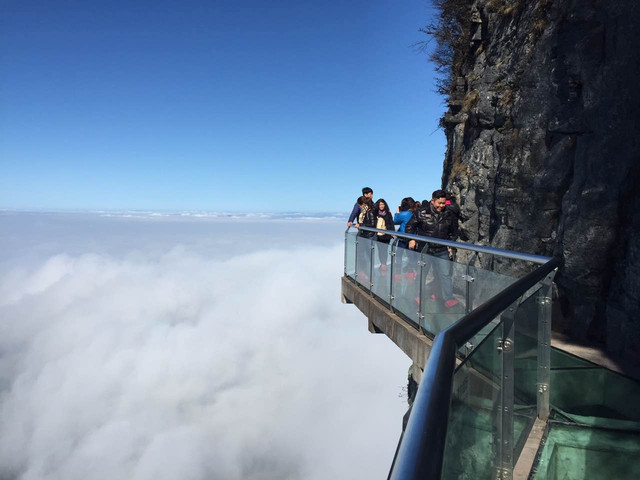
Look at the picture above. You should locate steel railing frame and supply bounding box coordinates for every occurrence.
[344,225,560,479]
[344,226,552,333]
[344,226,561,478]
[345,225,552,265]
[386,256,561,480]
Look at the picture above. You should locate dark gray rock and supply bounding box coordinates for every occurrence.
[439,0,640,363]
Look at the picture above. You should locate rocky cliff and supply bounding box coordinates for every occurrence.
[437,0,640,362]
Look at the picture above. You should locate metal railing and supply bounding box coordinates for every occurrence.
[342,226,560,479]
[344,226,552,339]
[387,256,560,479]
[346,226,552,265]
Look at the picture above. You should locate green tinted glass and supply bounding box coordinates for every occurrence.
[354,235,373,291]
[390,244,422,328]
[420,252,467,336]
[513,287,543,460]
[371,239,392,303]
[550,348,640,423]
[462,265,517,352]
[442,321,504,479]
[532,422,640,479]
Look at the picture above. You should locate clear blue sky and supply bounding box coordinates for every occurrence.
[0,0,447,213]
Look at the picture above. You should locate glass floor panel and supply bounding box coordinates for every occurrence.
[531,421,640,479]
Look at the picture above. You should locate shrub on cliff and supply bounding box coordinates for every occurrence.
[418,0,474,95]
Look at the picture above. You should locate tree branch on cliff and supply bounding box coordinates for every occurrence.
[416,0,473,96]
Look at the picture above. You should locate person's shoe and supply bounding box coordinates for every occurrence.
[357,271,369,284]
[414,297,421,307]
[445,299,459,308]
[379,264,387,275]
[404,272,417,282]
[431,294,438,301]
[393,273,402,282]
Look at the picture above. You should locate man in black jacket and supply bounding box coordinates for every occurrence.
[405,189,459,307]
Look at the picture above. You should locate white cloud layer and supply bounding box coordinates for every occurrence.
[0,214,409,480]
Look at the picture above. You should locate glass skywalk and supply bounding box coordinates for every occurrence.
[343,226,640,479]
[345,228,516,344]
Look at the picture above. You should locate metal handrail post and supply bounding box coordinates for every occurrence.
[369,237,375,295]
[462,254,478,355]
[344,227,350,276]
[497,300,519,480]
[354,233,359,283]
[537,270,555,420]
[417,244,430,334]
[465,252,478,315]
[389,237,399,310]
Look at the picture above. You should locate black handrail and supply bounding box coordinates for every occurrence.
[388,256,561,480]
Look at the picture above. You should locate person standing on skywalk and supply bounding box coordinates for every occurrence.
[347,187,373,227]
[405,189,460,308]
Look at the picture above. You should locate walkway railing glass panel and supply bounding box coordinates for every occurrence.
[440,283,549,479]
[513,286,545,458]
[345,227,519,341]
[391,242,422,325]
[441,320,504,479]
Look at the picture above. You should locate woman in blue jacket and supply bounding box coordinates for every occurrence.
[394,197,416,249]
[393,197,417,296]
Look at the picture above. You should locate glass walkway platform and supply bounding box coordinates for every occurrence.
[342,227,640,479]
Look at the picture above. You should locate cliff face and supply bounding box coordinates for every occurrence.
[440,0,640,361]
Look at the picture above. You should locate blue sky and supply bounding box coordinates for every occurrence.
[0,0,446,213]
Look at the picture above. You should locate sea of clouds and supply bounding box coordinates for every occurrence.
[0,212,409,480]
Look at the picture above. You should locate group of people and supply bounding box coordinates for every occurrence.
[347,186,462,308]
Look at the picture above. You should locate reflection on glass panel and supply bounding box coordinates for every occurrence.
[390,244,421,328]
[469,265,517,310]
[513,287,543,461]
[345,231,357,279]
[371,239,392,303]
[420,252,467,336]
[355,235,373,290]
[550,348,640,424]
[442,322,503,480]
[464,265,518,351]
[602,369,640,423]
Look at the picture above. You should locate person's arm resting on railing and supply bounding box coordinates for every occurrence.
[347,202,360,227]
[405,214,418,250]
